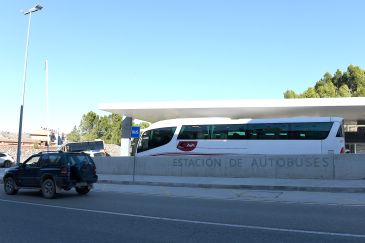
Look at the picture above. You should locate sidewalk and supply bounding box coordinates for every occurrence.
[1,169,364,193]
[97,174,365,193]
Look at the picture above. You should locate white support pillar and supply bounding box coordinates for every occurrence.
[120,116,132,156]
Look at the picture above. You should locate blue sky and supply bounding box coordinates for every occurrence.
[1,0,365,133]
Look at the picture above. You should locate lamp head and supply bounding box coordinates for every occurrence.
[22,4,43,15]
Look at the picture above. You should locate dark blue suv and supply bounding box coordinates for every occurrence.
[3,151,98,199]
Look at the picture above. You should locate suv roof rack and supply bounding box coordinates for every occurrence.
[37,151,63,155]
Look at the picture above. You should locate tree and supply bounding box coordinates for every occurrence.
[284,65,365,98]
[355,87,365,97]
[283,90,298,98]
[347,65,365,92]
[68,111,150,145]
[136,121,150,129]
[316,81,337,98]
[109,114,122,145]
[332,69,343,89]
[97,116,111,141]
[67,126,81,142]
[79,111,99,141]
[300,87,319,98]
[337,84,351,97]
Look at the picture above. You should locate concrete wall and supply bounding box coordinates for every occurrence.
[94,157,134,175]
[334,154,365,179]
[93,154,365,180]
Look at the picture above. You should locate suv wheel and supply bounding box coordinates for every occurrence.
[76,186,90,195]
[4,177,18,195]
[42,179,56,199]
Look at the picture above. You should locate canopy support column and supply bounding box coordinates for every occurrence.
[120,116,132,156]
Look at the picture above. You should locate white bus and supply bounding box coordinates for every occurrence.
[136,117,345,156]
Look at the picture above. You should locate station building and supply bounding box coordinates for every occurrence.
[99,97,365,155]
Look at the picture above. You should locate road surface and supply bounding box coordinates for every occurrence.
[0,183,364,243]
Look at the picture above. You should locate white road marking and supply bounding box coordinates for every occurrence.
[1,198,365,239]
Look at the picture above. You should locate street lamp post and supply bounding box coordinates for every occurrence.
[16,4,43,164]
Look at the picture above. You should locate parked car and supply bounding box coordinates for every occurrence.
[3,151,98,199]
[0,152,15,168]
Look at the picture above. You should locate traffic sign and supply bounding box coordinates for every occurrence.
[131,126,141,138]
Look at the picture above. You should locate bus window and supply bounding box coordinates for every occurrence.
[213,124,247,139]
[137,127,176,153]
[289,122,333,139]
[336,124,344,137]
[247,123,289,139]
[178,125,209,139]
[211,125,228,139]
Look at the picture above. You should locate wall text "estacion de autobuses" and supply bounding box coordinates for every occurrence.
[172,157,330,168]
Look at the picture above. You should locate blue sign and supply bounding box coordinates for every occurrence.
[131,126,141,138]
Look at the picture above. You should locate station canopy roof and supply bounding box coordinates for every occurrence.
[98,97,365,123]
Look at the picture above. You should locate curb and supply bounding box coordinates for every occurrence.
[97,179,365,193]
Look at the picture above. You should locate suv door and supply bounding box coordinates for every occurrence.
[19,155,42,187]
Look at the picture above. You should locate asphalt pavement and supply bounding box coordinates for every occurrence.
[1,166,365,242]
[1,185,365,243]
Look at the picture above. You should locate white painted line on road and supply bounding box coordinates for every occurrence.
[1,198,365,239]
